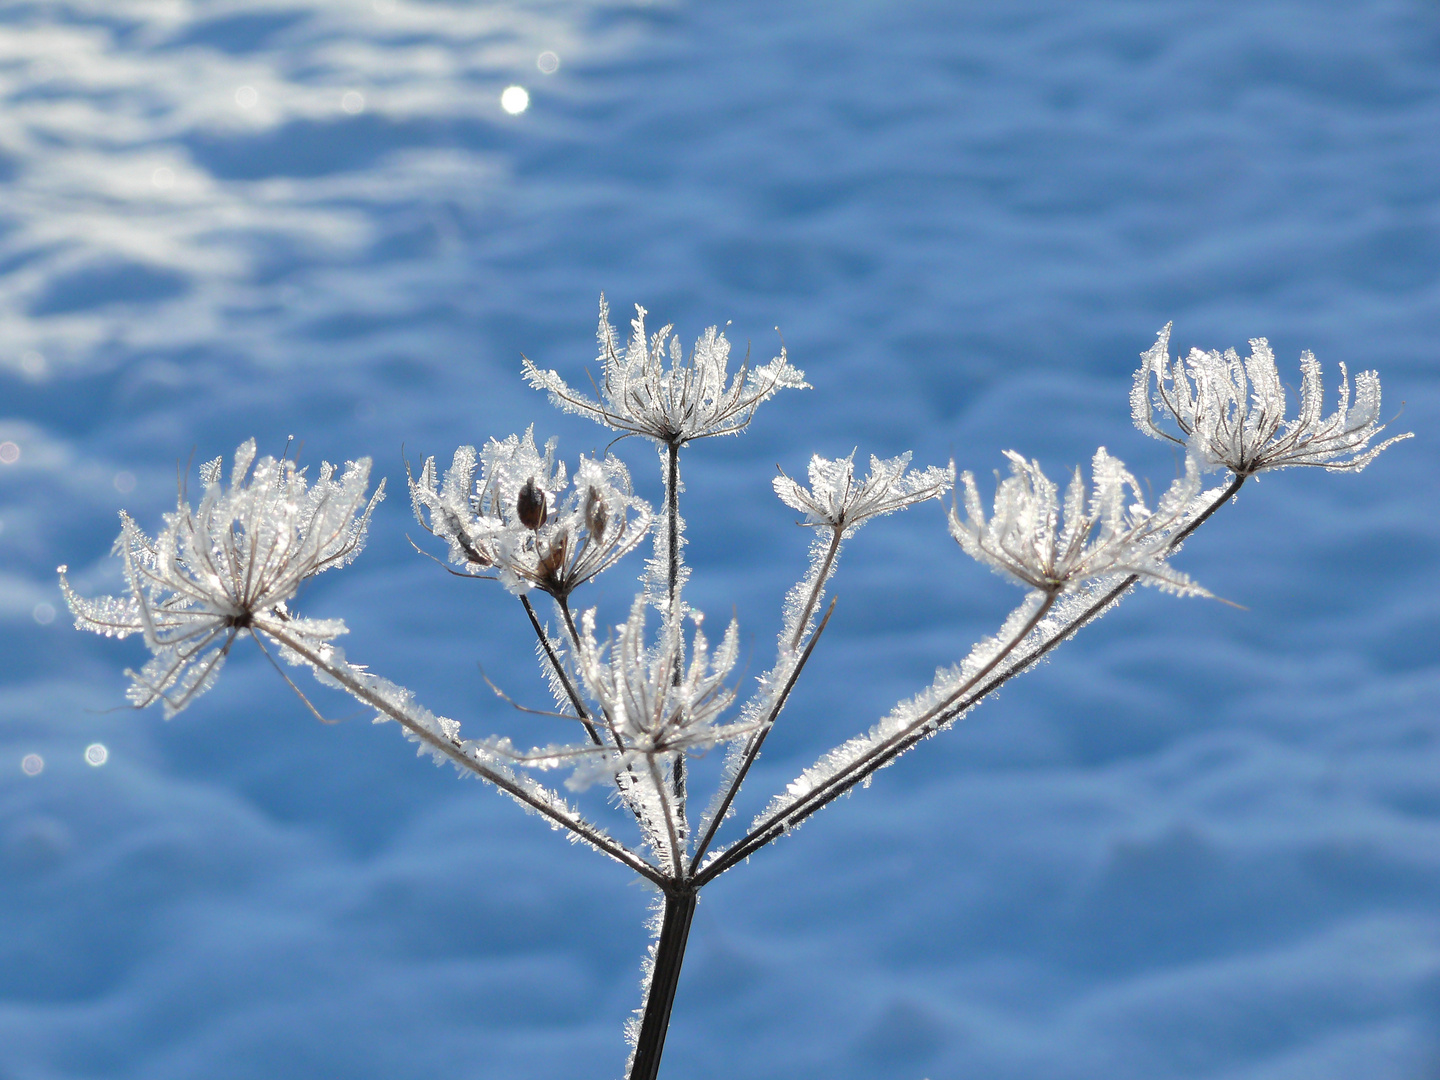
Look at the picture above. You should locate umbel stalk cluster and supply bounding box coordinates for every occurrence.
[62,302,1410,1080]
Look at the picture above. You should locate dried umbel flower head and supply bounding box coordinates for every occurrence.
[1132,324,1412,476]
[408,425,565,573]
[59,439,383,717]
[522,295,809,445]
[774,450,952,533]
[554,598,749,784]
[950,447,1208,597]
[409,427,652,599]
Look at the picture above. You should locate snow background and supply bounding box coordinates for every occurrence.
[2,1,1438,1077]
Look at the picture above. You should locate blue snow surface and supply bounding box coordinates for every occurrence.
[1,2,1437,1078]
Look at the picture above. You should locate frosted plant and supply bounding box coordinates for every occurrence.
[774,450,952,531]
[59,439,382,717]
[771,450,952,651]
[62,308,1409,1080]
[408,427,652,601]
[524,296,808,618]
[950,447,1208,598]
[1132,323,1413,475]
[571,600,744,768]
[523,295,809,446]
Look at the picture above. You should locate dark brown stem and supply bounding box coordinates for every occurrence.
[627,888,698,1080]
[666,439,681,617]
[519,594,601,745]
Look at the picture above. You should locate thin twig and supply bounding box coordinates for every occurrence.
[520,594,602,744]
[789,526,843,652]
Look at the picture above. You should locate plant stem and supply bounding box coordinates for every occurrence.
[696,472,1248,885]
[789,525,843,652]
[628,888,698,1080]
[262,623,664,885]
[690,598,837,874]
[519,593,601,745]
[664,438,687,851]
[666,439,681,619]
[697,591,1057,885]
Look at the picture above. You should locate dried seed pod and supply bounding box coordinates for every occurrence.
[538,533,569,583]
[584,486,608,538]
[517,477,546,530]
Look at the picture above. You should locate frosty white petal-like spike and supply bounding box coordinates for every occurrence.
[522,295,808,446]
[60,441,383,716]
[1132,326,1412,475]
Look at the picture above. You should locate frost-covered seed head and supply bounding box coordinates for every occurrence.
[522,295,809,445]
[774,450,952,532]
[950,448,1209,597]
[60,439,383,717]
[542,598,753,792]
[1132,324,1412,476]
[408,428,653,599]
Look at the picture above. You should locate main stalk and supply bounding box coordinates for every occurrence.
[627,888,698,1080]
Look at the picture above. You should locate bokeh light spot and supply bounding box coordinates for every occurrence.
[33,602,55,625]
[537,52,560,74]
[85,744,109,767]
[152,166,175,189]
[341,91,365,114]
[501,85,530,114]
[234,85,258,109]
[114,471,136,494]
[0,441,18,465]
[21,754,43,776]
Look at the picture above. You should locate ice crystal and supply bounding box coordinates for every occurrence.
[1131,324,1413,476]
[60,439,383,716]
[522,296,808,446]
[409,427,652,599]
[950,447,1208,597]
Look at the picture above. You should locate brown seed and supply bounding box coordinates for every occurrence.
[517,477,546,529]
[584,486,608,537]
[538,533,568,583]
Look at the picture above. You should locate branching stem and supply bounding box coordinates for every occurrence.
[689,598,837,874]
[695,471,1247,885]
[262,622,665,886]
